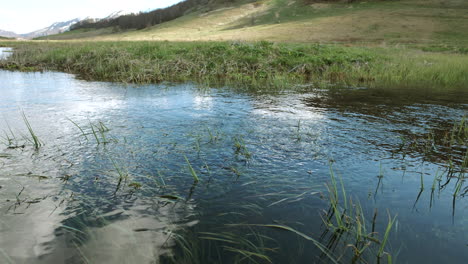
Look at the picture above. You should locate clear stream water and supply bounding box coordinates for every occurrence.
[0,47,467,263]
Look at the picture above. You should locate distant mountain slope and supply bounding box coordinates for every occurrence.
[71,0,248,31]
[22,18,82,39]
[0,29,19,39]
[46,0,468,46]
[0,19,82,39]
[0,10,134,39]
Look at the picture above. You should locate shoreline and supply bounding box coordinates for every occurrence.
[1,40,467,92]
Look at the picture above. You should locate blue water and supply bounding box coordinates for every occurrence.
[0,50,467,263]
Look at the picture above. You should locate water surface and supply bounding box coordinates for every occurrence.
[0,49,467,263]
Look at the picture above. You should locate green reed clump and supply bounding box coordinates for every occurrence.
[21,111,41,150]
[321,165,397,263]
[68,119,114,145]
[447,116,468,146]
[429,169,443,209]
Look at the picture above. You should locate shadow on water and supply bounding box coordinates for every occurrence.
[0,47,467,263]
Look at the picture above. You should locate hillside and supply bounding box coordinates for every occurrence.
[24,18,82,39]
[40,0,468,47]
[0,29,19,39]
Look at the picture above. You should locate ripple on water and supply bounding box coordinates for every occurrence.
[0,52,467,263]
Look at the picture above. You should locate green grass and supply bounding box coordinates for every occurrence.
[1,121,20,149]
[67,117,89,141]
[185,155,200,183]
[111,158,129,193]
[21,111,41,150]
[1,41,467,92]
[322,165,397,263]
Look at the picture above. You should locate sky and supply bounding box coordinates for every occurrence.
[0,0,183,34]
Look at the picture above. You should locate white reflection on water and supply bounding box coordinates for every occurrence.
[78,202,196,264]
[0,198,67,263]
[193,94,213,111]
[0,68,193,263]
[0,44,467,263]
[0,47,12,60]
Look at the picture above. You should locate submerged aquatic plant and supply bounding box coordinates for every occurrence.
[206,127,221,143]
[233,135,251,160]
[162,226,278,264]
[199,231,275,264]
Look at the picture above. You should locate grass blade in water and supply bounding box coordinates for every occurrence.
[184,155,199,183]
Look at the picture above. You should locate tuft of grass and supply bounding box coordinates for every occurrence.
[321,165,397,263]
[85,120,114,145]
[233,135,251,160]
[377,213,397,264]
[21,111,41,150]
[1,120,21,149]
[111,158,129,193]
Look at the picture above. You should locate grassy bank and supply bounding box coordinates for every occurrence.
[1,41,468,92]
